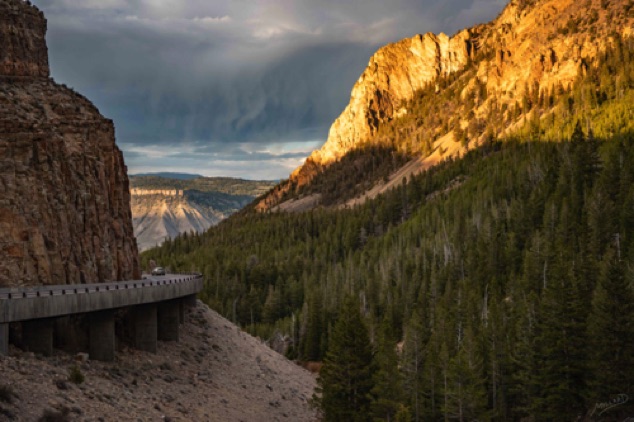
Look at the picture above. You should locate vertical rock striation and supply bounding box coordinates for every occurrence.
[0,0,140,286]
[308,29,477,166]
[0,0,49,78]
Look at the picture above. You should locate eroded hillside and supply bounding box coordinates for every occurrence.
[130,176,276,251]
[0,301,317,421]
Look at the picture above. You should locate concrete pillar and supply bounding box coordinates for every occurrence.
[183,294,197,308]
[89,310,115,362]
[179,300,185,324]
[158,300,180,342]
[54,316,88,353]
[23,318,54,356]
[134,304,157,353]
[0,323,8,356]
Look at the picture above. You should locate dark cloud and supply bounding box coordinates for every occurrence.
[31,0,506,179]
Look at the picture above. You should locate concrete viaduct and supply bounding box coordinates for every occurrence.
[0,274,203,361]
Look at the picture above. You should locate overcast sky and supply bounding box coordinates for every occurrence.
[31,0,506,180]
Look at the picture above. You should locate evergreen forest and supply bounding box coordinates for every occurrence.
[142,37,634,420]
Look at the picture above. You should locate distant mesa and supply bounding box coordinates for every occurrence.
[0,0,140,286]
[131,172,203,180]
[130,176,276,252]
[130,188,185,197]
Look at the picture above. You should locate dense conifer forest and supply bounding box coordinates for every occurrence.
[143,37,634,420]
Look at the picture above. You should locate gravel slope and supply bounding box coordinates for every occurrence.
[0,302,318,421]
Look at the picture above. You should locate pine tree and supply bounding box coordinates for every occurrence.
[571,120,585,143]
[262,284,281,323]
[317,296,375,422]
[442,325,490,422]
[531,259,588,420]
[370,319,405,421]
[303,291,324,361]
[587,247,634,411]
[401,310,427,422]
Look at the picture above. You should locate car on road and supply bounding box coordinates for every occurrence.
[151,267,166,276]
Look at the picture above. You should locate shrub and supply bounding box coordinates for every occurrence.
[0,384,16,404]
[68,365,84,385]
[38,407,70,422]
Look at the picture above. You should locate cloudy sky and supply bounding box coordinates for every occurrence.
[31,0,506,180]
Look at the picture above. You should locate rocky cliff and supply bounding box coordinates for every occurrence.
[0,0,140,286]
[131,190,225,252]
[0,0,48,78]
[312,0,633,166]
[307,29,477,167]
[130,176,276,251]
[260,0,634,210]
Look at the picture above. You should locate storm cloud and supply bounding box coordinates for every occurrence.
[31,0,506,179]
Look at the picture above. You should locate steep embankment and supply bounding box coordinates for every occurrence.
[0,301,318,421]
[258,0,634,210]
[0,0,140,286]
[130,177,276,251]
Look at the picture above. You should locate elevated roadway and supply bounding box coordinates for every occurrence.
[0,274,203,361]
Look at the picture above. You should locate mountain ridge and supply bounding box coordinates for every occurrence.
[257,0,634,211]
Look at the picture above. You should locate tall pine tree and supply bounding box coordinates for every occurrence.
[370,318,406,421]
[587,247,634,415]
[531,259,588,420]
[317,296,375,421]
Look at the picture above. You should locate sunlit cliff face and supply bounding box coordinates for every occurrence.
[279,0,632,192]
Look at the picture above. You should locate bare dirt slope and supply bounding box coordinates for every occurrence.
[0,302,318,421]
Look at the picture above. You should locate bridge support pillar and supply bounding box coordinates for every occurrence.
[183,294,197,308]
[134,304,157,353]
[179,301,185,324]
[0,323,8,356]
[158,300,180,342]
[89,310,115,362]
[23,318,54,356]
[179,294,197,323]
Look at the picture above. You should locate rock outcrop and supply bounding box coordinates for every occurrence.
[307,29,477,167]
[260,0,633,210]
[0,0,49,78]
[311,0,633,168]
[0,0,140,286]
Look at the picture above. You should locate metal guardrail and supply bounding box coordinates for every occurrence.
[0,274,202,301]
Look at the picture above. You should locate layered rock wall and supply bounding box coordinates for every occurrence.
[131,189,184,197]
[0,0,49,78]
[0,0,140,286]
